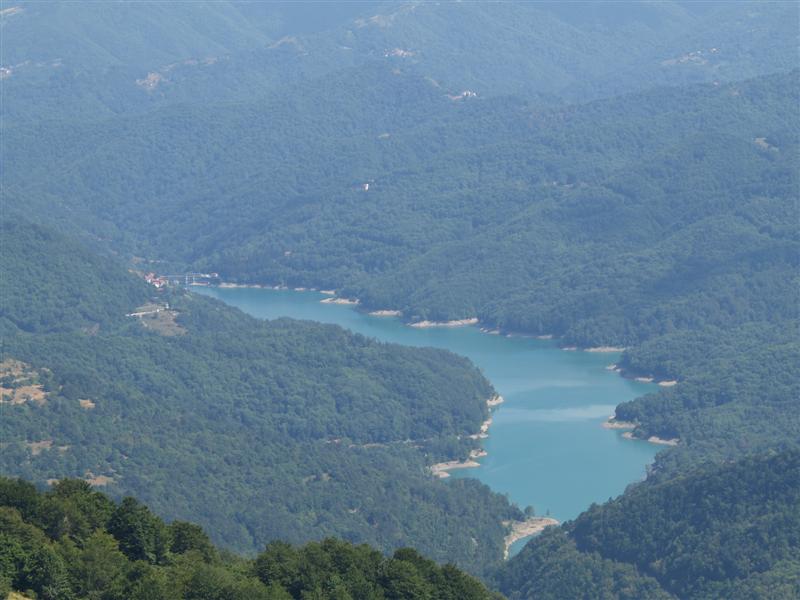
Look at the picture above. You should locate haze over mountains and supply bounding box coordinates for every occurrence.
[4,1,796,119]
[1,2,799,599]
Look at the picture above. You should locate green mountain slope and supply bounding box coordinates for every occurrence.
[0,219,520,572]
[5,35,798,477]
[496,451,800,599]
[0,477,501,599]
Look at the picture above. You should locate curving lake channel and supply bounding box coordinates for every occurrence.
[194,286,659,556]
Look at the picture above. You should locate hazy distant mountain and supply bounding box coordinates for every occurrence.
[3,1,795,121]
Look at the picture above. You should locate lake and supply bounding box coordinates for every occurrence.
[194,286,659,556]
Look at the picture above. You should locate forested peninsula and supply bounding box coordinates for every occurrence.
[0,219,521,574]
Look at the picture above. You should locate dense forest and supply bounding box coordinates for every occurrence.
[0,219,521,574]
[496,451,800,599]
[615,328,800,475]
[2,2,799,598]
[6,65,797,350]
[6,59,797,476]
[0,477,500,599]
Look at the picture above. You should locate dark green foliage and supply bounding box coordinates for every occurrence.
[0,220,518,573]
[107,497,170,564]
[616,331,800,475]
[22,546,74,600]
[496,451,800,599]
[0,478,500,600]
[255,542,302,593]
[169,521,215,561]
[0,219,150,334]
[495,529,671,600]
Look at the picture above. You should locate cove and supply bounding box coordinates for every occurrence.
[194,286,659,555]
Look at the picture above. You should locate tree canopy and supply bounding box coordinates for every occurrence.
[0,477,501,600]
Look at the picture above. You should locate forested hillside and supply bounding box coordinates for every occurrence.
[615,328,800,474]
[496,451,800,599]
[7,69,797,351]
[6,64,797,476]
[0,477,500,599]
[0,219,521,573]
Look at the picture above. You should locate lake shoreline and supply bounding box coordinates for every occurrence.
[410,317,479,328]
[621,431,680,446]
[194,283,661,557]
[603,417,681,447]
[429,395,503,477]
[208,283,680,428]
[212,283,679,388]
[502,517,560,560]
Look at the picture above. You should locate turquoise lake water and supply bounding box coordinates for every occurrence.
[194,286,659,555]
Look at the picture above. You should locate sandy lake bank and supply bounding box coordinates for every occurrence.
[503,517,560,559]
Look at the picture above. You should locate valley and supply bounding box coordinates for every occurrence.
[1,2,798,598]
[194,285,659,554]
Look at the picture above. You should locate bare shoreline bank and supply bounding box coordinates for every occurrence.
[409,317,479,328]
[602,417,637,430]
[218,282,273,289]
[369,309,403,317]
[621,431,680,446]
[428,395,503,477]
[320,296,359,305]
[429,456,482,479]
[585,346,627,352]
[604,417,680,447]
[502,517,560,560]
